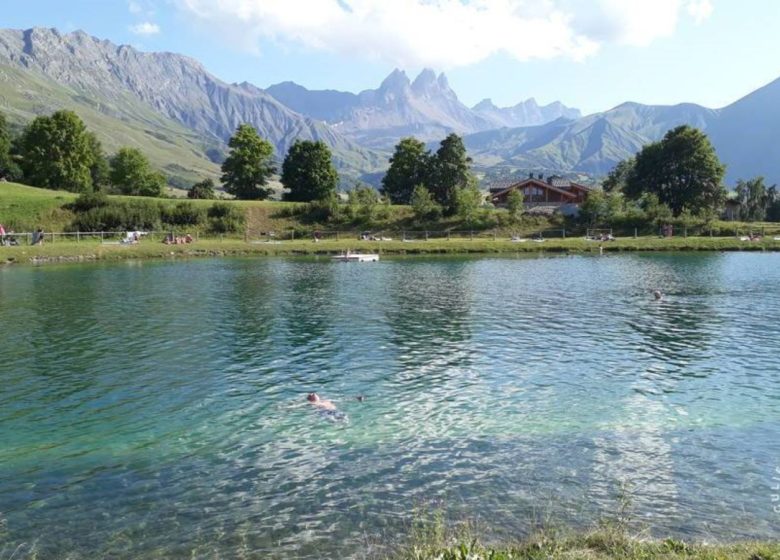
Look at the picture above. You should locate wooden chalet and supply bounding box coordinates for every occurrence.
[489,174,591,207]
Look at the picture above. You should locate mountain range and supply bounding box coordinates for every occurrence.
[0,27,381,186]
[0,27,778,188]
[461,77,780,185]
[266,69,579,150]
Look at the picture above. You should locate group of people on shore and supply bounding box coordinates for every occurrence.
[163,233,193,245]
[0,224,43,246]
[0,223,17,246]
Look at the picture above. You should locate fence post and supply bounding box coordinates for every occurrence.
[494,230,497,241]
[77,231,80,243]
[447,231,451,241]
[336,231,340,241]
[684,226,688,238]
[562,228,566,239]
[634,228,638,239]
[291,230,295,241]
[425,230,429,241]
[470,230,473,241]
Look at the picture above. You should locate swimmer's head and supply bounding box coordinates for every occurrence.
[307,393,319,403]
[653,290,663,300]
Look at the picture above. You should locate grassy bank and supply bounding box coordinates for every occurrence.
[391,530,780,559]
[3,236,780,266]
[383,508,780,560]
[4,182,780,266]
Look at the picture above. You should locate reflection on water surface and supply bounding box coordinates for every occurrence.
[1,253,778,558]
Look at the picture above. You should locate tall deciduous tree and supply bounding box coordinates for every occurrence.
[0,112,20,180]
[110,147,166,197]
[623,126,726,216]
[428,133,474,215]
[381,137,430,204]
[735,177,773,222]
[221,124,276,200]
[20,110,95,192]
[86,132,110,191]
[281,140,338,202]
[767,186,780,222]
[603,157,635,193]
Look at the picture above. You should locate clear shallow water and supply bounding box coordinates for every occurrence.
[1,253,779,558]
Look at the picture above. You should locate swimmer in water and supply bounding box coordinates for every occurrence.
[307,393,337,411]
[653,290,663,300]
[307,393,348,423]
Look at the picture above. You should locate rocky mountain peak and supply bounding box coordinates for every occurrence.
[411,69,457,102]
[473,98,498,111]
[379,69,411,93]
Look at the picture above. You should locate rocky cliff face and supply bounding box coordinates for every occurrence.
[268,68,501,148]
[0,28,381,173]
[266,68,583,150]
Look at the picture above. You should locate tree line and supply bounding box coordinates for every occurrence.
[0,109,482,220]
[0,110,167,197]
[585,125,780,227]
[218,124,486,222]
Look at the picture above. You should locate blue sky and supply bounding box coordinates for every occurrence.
[4,0,780,115]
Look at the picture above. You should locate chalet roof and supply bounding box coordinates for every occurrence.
[489,176,591,194]
[490,178,578,201]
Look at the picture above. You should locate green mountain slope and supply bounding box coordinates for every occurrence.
[464,102,718,177]
[707,76,780,184]
[0,64,220,187]
[0,28,383,182]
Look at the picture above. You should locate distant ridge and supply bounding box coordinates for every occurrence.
[266,68,581,149]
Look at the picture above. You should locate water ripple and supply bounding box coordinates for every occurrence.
[1,254,779,558]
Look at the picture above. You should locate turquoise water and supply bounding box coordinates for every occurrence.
[1,254,779,558]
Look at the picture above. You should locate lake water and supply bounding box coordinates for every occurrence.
[1,254,779,558]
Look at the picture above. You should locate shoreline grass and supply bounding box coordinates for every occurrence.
[2,236,780,266]
[388,530,780,559]
[380,507,780,560]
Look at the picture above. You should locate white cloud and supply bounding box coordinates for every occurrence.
[128,1,143,14]
[175,0,713,68]
[687,0,714,24]
[129,22,161,35]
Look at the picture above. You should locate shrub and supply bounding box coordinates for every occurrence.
[70,191,110,213]
[207,202,245,234]
[70,199,163,231]
[305,192,341,223]
[411,184,442,223]
[163,202,205,227]
[188,178,216,200]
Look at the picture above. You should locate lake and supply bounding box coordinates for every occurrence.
[1,254,778,558]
